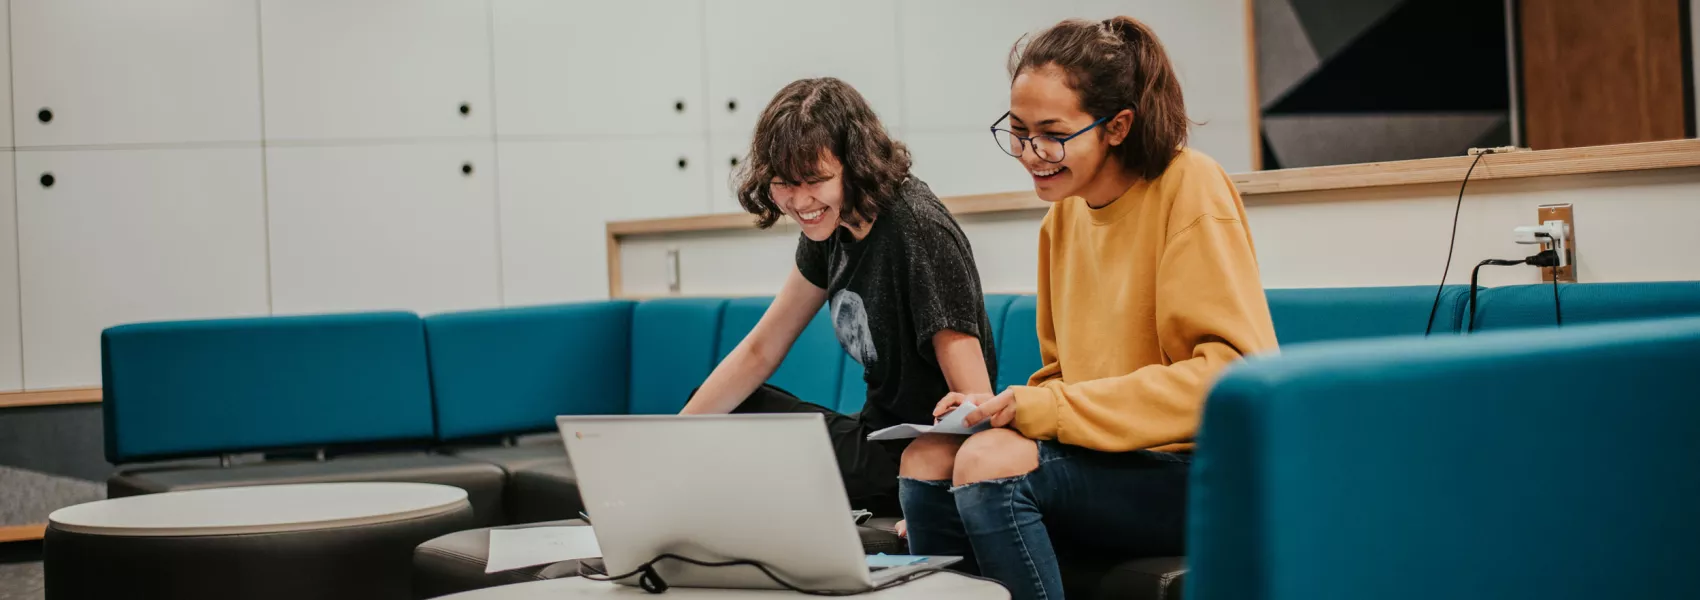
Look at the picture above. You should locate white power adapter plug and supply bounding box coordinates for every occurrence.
[1514,221,1570,268]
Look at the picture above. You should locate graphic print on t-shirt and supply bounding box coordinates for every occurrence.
[832,290,879,367]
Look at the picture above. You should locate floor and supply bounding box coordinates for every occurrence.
[0,466,105,526]
[0,465,98,600]
[0,542,43,600]
[0,563,42,600]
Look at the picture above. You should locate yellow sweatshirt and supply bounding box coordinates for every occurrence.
[1010,149,1278,453]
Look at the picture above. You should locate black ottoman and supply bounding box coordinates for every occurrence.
[45,482,477,600]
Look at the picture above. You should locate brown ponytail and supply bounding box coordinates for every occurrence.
[1010,16,1188,180]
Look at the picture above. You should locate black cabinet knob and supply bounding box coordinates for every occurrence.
[729,156,740,168]
[40,172,55,188]
[675,100,686,113]
[37,108,52,123]
[461,162,474,176]
[727,99,737,112]
[677,157,689,170]
[459,102,471,116]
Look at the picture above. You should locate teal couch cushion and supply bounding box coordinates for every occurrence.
[425,301,635,440]
[1265,285,1471,345]
[983,294,1020,355]
[997,295,1041,392]
[836,353,867,414]
[716,297,842,407]
[1474,281,1700,331]
[629,298,729,414]
[102,312,435,463]
[1189,316,1700,600]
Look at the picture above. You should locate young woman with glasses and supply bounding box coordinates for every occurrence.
[896,17,1279,600]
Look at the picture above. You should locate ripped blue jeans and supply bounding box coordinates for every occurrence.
[898,441,1191,600]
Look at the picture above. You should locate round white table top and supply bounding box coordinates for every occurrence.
[436,572,1008,599]
[48,482,468,537]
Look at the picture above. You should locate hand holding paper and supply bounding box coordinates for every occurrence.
[866,400,992,440]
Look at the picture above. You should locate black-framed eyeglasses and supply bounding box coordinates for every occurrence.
[990,111,1109,163]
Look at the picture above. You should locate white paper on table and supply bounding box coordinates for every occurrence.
[485,526,603,574]
[866,401,991,441]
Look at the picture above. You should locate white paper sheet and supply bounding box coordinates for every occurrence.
[485,526,603,574]
[866,401,990,440]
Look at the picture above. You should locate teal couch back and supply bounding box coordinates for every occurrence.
[715,297,843,408]
[1475,281,1700,331]
[627,298,728,415]
[1189,316,1700,600]
[102,312,436,463]
[1266,285,1471,345]
[424,301,635,440]
[102,282,1700,458]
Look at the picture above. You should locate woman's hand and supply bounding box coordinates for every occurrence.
[895,519,907,538]
[961,389,1018,428]
[933,392,991,422]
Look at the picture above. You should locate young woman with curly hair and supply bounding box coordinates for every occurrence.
[681,77,998,518]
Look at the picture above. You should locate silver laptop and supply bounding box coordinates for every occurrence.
[557,413,959,591]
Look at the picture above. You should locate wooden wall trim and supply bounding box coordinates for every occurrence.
[0,523,47,543]
[0,387,103,409]
[606,138,1700,240]
[1233,137,1700,195]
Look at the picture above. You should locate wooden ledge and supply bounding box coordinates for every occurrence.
[606,138,1700,239]
[0,387,103,409]
[0,523,47,543]
[1233,137,1700,195]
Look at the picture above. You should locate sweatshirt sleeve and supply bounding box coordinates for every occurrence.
[1009,213,1277,452]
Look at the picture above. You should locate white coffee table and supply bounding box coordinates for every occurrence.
[436,571,1009,599]
[49,481,468,536]
[45,482,477,600]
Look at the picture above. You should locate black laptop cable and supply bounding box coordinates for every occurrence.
[1465,249,1562,333]
[1423,150,1488,336]
[575,553,1007,596]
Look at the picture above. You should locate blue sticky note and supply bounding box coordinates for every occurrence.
[866,554,928,568]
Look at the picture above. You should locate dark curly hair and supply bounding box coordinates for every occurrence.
[1010,16,1188,180]
[734,78,912,229]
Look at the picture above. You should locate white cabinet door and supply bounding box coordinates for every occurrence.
[899,1,1072,132]
[266,142,501,315]
[260,0,493,140]
[1074,0,1255,172]
[11,0,262,147]
[0,2,13,148]
[16,149,270,389]
[498,137,708,305]
[907,131,1034,198]
[0,153,20,391]
[708,131,752,214]
[492,0,706,137]
[704,0,901,135]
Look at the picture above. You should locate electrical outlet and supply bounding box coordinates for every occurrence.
[1538,204,1576,282]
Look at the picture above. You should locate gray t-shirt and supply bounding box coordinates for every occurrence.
[796,177,998,430]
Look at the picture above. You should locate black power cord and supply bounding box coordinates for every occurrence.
[1424,151,1488,337]
[1525,243,1564,327]
[575,553,1002,596]
[1466,249,1562,332]
[1467,258,1526,332]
